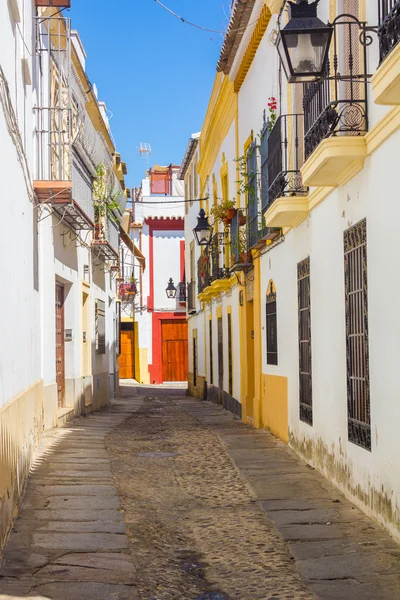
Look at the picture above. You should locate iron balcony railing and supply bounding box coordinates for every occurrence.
[106,216,119,256]
[303,18,369,161]
[230,209,252,272]
[378,0,400,63]
[93,215,119,261]
[210,232,231,281]
[187,281,196,313]
[267,114,308,206]
[177,281,186,302]
[71,152,95,225]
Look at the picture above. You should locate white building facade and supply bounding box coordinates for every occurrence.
[0,1,127,549]
[184,0,400,541]
[129,167,187,384]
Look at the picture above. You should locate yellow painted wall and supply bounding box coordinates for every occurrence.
[138,347,150,384]
[260,374,288,443]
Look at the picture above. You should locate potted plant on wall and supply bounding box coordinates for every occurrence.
[210,198,236,225]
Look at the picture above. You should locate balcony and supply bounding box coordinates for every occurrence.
[209,232,231,294]
[33,17,95,231]
[301,19,369,188]
[230,210,253,272]
[92,216,119,262]
[371,0,400,104]
[187,281,196,314]
[118,282,137,302]
[197,251,213,302]
[264,114,309,228]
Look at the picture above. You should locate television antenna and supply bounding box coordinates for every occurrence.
[137,142,152,169]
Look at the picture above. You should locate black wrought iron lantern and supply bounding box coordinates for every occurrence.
[165,278,177,299]
[193,208,213,246]
[276,0,333,83]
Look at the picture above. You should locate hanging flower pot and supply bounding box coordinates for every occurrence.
[222,216,231,226]
[226,208,236,220]
[238,211,247,226]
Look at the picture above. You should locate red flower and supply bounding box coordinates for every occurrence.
[268,97,277,111]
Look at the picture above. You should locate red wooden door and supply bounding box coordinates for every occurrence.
[161,320,188,382]
[55,284,65,408]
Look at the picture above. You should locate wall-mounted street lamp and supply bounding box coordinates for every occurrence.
[193,208,213,247]
[276,0,333,83]
[165,278,177,299]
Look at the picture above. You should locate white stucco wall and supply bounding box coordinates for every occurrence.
[0,0,41,407]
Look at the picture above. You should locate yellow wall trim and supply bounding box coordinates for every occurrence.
[197,74,237,191]
[234,4,272,93]
[366,106,400,155]
[371,43,400,106]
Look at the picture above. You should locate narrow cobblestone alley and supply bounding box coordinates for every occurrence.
[0,383,400,600]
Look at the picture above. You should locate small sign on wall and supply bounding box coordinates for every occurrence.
[65,329,73,342]
[83,331,87,343]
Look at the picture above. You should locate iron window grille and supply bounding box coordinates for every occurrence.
[266,283,278,366]
[230,209,252,272]
[95,299,106,355]
[197,250,211,294]
[193,336,197,387]
[116,301,121,356]
[298,257,312,425]
[378,0,400,63]
[209,319,214,385]
[247,141,264,250]
[210,232,231,282]
[228,313,233,395]
[268,114,308,206]
[344,218,371,450]
[187,281,197,314]
[177,281,187,302]
[303,16,369,161]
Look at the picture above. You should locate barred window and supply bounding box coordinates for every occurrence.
[298,258,312,425]
[95,299,106,354]
[228,312,233,395]
[266,281,278,365]
[193,335,197,387]
[209,319,213,385]
[344,218,370,450]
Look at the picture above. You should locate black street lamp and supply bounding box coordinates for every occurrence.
[165,278,177,299]
[193,208,213,247]
[276,0,333,83]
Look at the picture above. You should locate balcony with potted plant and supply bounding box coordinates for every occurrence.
[118,279,137,302]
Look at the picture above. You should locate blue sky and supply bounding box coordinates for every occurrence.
[69,1,230,188]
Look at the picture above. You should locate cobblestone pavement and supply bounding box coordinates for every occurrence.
[1,383,400,600]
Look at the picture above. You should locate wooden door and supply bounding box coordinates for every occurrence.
[161,320,188,382]
[218,317,223,401]
[120,322,135,379]
[55,283,65,408]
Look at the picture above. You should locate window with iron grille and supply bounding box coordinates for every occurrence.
[116,302,121,356]
[266,282,278,365]
[260,120,269,214]
[209,319,213,385]
[228,313,233,395]
[193,335,197,387]
[247,141,259,249]
[344,219,370,450]
[95,299,106,354]
[298,258,312,425]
